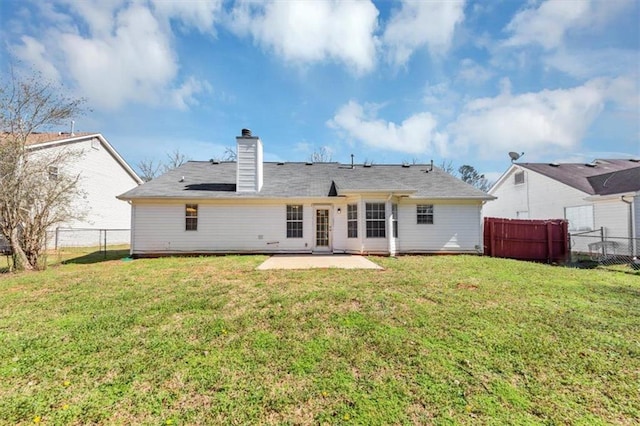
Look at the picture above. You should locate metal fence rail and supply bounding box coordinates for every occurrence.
[569,228,639,270]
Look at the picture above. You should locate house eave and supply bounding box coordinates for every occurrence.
[28,133,143,185]
[584,191,638,201]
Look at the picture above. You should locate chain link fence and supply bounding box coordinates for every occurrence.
[50,227,130,249]
[569,228,639,271]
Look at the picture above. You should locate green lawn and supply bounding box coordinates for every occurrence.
[0,255,638,425]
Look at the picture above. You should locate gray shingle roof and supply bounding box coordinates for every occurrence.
[518,159,640,195]
[118,161,494,200]
[587,166,640,195]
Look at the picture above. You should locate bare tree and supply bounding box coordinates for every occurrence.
[222,146,236,161]
[136,159,162,183]
[0,68,86,270]
[137,149,190,182]
[439,160,457,175]
[309,146,333,163]
[165,149,189,170]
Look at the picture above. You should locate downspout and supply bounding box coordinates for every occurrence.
[128,201,135,257]
[621,195,635,257]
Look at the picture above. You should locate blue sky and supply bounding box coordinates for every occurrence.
[1,0,638,181]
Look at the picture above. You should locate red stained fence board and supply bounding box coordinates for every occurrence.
[484,217,569,263]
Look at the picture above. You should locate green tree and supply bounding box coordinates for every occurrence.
[458,164,491,192]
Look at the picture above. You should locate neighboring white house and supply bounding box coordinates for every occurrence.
[1,132,142,249]
[483,159,640,256]
[118,129,495,257]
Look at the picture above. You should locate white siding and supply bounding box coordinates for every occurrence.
[236,138,263,192]
[32,137,140,246]
[594,199,629,239]
[635,196,640,239]
[132,202,314,254]
[131,197,485,256]
[398,201,482,253]
[331,202,349,253]
[484,167,589,220]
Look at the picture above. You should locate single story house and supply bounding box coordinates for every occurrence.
[483,159,640,256]
[1,132,142,250]
[118,129,494,257]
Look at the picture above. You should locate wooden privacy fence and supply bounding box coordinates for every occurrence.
[484,217,569,263]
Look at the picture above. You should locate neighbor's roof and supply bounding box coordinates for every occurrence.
[0,131,143,184]
[118,161,495,200]
[0,131,93,146]
[517,159,640,195]
[587,166,640,195]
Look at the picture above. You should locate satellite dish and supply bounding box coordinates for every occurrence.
[509,151,524,162]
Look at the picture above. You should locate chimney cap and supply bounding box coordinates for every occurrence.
[241,128,252,137]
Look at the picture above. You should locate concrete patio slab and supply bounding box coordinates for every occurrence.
[256,254,383,270]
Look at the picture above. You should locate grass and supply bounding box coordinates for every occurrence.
[0,255,638,425]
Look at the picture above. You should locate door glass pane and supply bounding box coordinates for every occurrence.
[316,209,329,246]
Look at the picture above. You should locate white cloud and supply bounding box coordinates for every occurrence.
[9,0,219,110]
[11,36,62,83]
[328,101,447,155]
[227,0,379,74]
[382,0,466,67]
[59,5,178,109]
[504,0,633,50]
[450,79,611,158]
[457,58,493,84]
[150,0,223,33]
[171,77,213,110]
[544,48,640,80]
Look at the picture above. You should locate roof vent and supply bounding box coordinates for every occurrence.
[549,162,560,167]
[277,161,285,165]
[402,163,410,168]
[630,158,640,163]
[585,162,596,167]
[363,163,372,168]
[241,128,252,137]
[305,161,313,165]
[209,159,219,164]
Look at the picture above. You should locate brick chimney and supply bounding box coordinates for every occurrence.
[236,129,263,192]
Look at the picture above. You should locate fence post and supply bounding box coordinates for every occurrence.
[55,227,59,251]
[103,229,107,259]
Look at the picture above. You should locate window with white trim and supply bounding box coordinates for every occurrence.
[365,203,386,238]
[286,205,303,238]
[565,205,594,231]
[48,166,59,181]
[347,204,358,238]
[417,204,434,224]
[185,204,198,231]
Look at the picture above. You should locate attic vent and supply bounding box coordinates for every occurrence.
[549,162,560,167]
[241,128,252,137]
[585,162,596,167]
